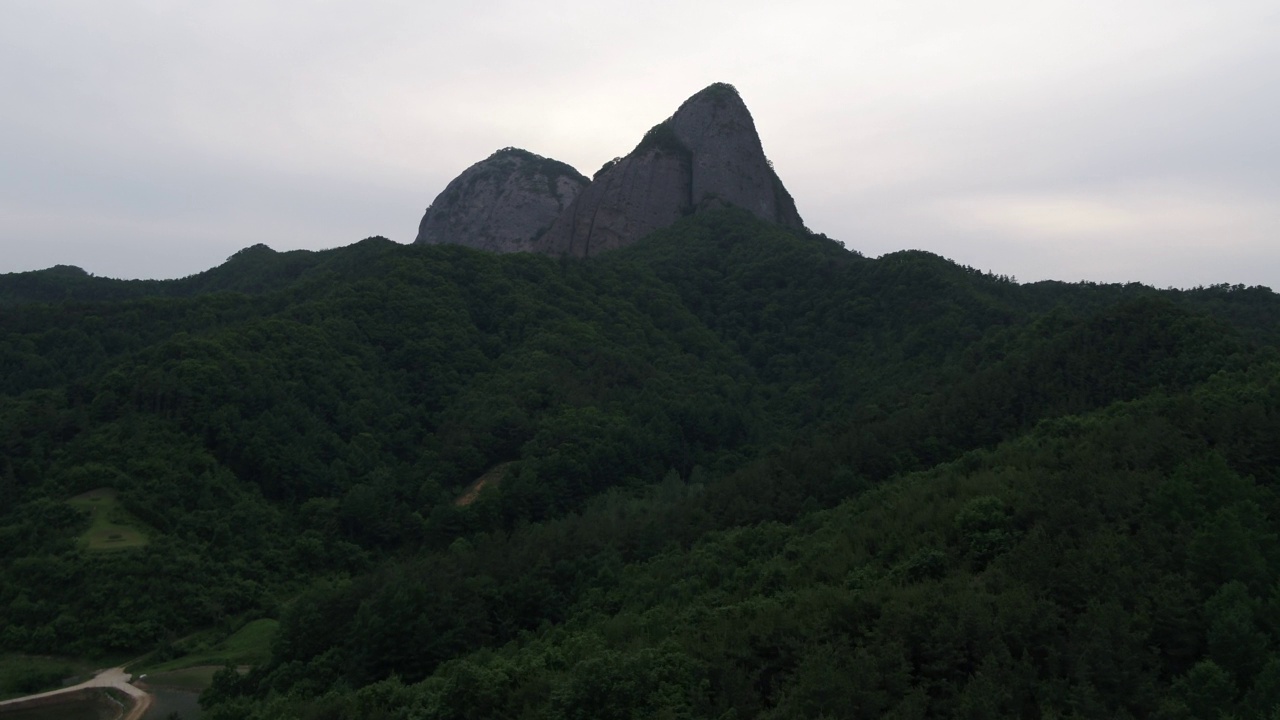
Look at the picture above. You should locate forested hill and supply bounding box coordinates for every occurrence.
[2,209,1279,718]
[0,240,370,306]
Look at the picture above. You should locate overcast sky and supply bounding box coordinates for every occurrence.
[1,1,1277,288]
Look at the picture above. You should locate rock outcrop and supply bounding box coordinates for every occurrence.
[413,83,803,257]
[536,140,693,258]
[536,83,804,257]
[414,148,588,253]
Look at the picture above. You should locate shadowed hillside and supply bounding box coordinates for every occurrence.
[2,209,1279,718]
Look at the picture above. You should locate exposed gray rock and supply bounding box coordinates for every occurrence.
[539,148,692,258]
[414,148,588,253]
[672,83,803,230]
[537,83,803,257]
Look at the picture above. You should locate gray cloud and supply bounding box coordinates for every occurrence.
[1,0,1276,287]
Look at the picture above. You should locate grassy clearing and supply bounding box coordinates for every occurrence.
[66,488,148,552]
[141,619,279,675]
[0,654,86,701]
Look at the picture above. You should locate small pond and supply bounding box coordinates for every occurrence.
[141,686,202,719]
[0,690,118,720]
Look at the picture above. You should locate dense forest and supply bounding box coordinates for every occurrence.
[2,208,1278,718]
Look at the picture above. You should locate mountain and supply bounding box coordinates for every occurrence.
[538,82,803,257]
[413,83,803,257]
[5,210,1278,719]
[414,148,588,253]
[8,82,1280,717]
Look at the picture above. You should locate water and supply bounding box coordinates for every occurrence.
[0,687,203,720]
[0,690,117,719]
[141,686,202,719]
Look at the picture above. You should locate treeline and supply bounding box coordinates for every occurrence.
[205,362,1280,719]
[1,209,1278,717]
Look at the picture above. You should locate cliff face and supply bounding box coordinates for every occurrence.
[414,148,588,253]
[536,83,804,257]
[671,84,803,230]
[538,148,692,258]
[414,83,803,257]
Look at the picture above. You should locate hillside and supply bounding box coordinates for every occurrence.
[1,209,1279,718]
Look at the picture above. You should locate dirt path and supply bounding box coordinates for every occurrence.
[0,666,152,719]
[455,462,512,507]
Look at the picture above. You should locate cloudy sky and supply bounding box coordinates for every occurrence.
[2,1,1277,288]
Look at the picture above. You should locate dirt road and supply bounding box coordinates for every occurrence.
[0,666,152,719]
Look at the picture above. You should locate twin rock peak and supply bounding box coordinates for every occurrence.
[414,83,805,257]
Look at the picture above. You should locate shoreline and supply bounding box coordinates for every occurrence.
[0,666,152,719]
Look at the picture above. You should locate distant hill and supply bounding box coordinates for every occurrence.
[0,237,392,306]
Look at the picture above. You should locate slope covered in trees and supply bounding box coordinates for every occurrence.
[208,365,1280,719]
[1,209,1277,717]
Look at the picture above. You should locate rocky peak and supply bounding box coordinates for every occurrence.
[671,83,801,225]
[414,84,803,258]
[414,148,588,253]
[536,83,803,257]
